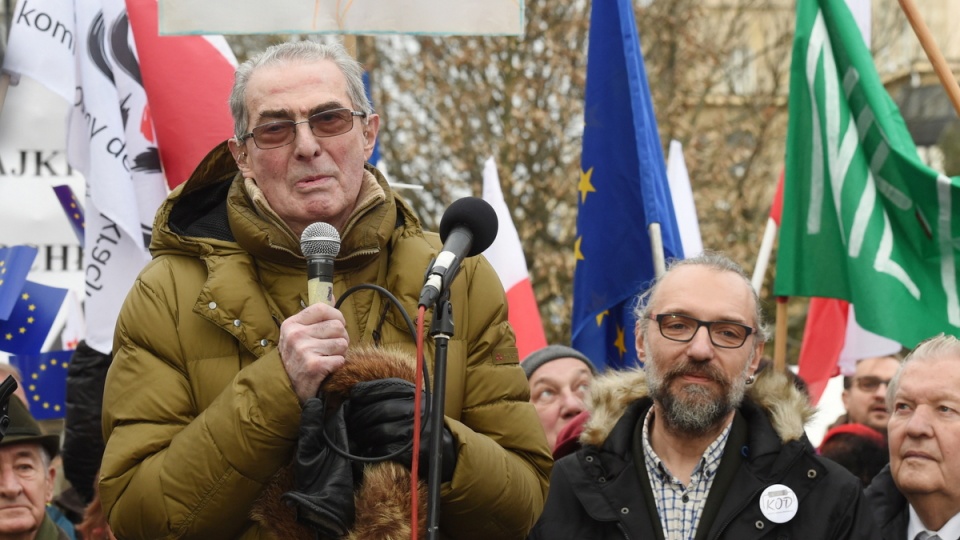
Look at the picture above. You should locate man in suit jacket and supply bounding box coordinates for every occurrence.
[866,334,960,540]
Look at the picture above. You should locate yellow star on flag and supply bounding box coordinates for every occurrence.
[20,293,29,300]
[574,237,585,261]
[578,167,596,204]
[614,325,627,358]
[596,310,608,327]
[26,317,34,324]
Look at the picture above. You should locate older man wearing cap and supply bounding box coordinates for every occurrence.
[0,396,67,540]
[523,345,597,455]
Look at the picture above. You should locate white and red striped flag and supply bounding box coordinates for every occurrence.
[3,0,236,354]
[666,140,703,258]
[481,158,547,360]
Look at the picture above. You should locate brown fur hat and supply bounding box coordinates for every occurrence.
[251,345,428,539]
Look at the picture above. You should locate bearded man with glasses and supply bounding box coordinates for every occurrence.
[99,41,550,539]
[531,252,877,539]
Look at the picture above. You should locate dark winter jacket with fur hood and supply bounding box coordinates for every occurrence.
[529,367,880,540]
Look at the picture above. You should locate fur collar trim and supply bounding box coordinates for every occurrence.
[581,366,813,447]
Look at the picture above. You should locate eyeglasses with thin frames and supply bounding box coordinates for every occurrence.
[853,376,891,393]
[650,313,756,349]
[238,108,367,150]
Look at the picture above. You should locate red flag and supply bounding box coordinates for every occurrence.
[126,0,237,189]
[481,158,547,360]
[797,297,849,402]
[770,170,785,225]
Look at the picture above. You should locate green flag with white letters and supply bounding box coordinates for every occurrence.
[774,0,960,348]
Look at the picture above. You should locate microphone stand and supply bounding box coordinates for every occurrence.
[425,290,453,540]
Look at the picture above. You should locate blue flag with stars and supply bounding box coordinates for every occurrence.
[0,246,39,321]
[0,281,68,355]
[53,185,85,247]
[363,71,381,166]
[572,0,684,371]
[10,350,71,420]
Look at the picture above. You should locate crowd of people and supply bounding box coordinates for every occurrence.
[2,40,958,540]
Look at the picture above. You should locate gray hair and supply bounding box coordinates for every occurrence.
[886,333,960,409]
[229,41,373,140]
[632,251,770,342]
[39,446,51,469]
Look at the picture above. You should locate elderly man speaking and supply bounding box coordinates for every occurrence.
[100,40,550,539]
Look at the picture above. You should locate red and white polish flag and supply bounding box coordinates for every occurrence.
[481,158,547,360]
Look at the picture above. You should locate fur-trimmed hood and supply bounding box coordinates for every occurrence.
[580,366,814,447]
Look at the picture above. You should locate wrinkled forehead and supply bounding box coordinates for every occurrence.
[649,266,757,321]
[0,442,44,463]
[896,356,960,399]
[245,59,352,116]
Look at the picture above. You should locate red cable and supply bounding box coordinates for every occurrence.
[410,305,427,540]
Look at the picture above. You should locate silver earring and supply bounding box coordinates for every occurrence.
[745,374,756,385]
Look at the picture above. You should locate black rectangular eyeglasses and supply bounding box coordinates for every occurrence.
[651,313,755,349]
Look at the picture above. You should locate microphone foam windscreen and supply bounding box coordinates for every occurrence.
[300,222,341,258]
[439,197,499,257]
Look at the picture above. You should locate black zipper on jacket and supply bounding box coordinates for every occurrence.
[617,522,631,540]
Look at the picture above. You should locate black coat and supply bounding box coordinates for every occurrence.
[864,465,909,540]
[529,369,879,540]
[62,340,111,503]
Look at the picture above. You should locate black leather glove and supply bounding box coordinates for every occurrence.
[282,397,355,537]
[345,378,458,482]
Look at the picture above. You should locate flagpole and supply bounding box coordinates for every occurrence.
[896,0,960,117]
[343,35,358,58]
[751,217,778,294]
[0,74,9,116]
[649,223,666,277]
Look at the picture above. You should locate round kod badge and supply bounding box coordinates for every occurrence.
[759,484,798,523]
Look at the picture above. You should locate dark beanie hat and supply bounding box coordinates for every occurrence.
[1,396,60,459]
[522,345,597,379]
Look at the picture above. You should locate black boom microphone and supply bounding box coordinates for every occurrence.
[301,222,341,306]
[418,197,499,308]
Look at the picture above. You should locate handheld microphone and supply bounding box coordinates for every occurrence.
[418,197,499,308]
[301,222,341,306]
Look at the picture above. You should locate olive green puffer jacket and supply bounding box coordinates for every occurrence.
[100,142,552,539]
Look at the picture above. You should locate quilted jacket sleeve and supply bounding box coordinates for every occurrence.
[437,254,553,539]
[99,258,302,538]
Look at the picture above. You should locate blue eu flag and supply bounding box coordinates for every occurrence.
[572,0,684,371]
[0,246,39,321]
[10,350,71,420]
[0,281,68,355]
[363,71,380,166]
[53,185,85,247]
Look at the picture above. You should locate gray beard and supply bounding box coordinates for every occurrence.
[645,356,750,436]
